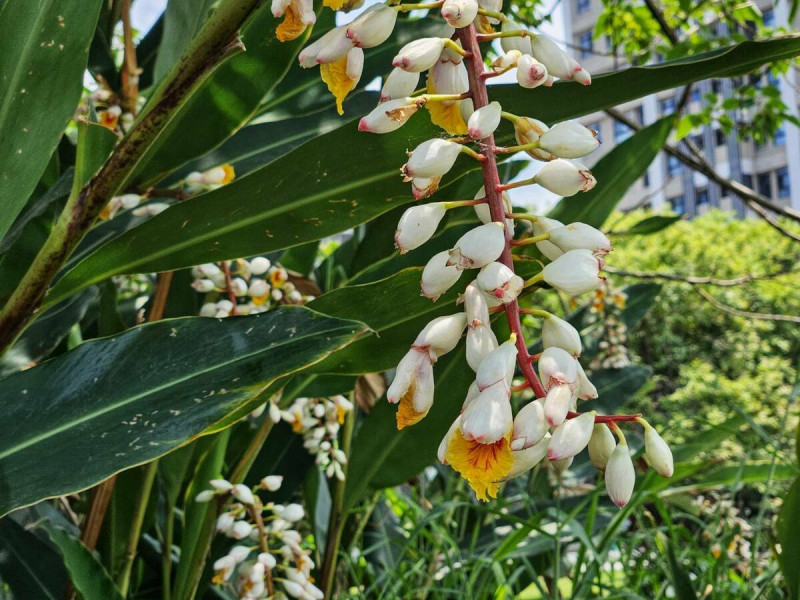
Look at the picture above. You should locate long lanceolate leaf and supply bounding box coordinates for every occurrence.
[0,306,367,517]
[0,0,105,240]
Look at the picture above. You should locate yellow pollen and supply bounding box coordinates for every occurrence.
[221,164,235,184]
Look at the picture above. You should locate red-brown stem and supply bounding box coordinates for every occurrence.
[458,25,546,400]
[457,25,639,426]
[221,260,239,316]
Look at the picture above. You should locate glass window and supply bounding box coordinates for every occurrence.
[643,171,650,188]
[711,79,722,95]
[767,70,781,90]
[696,187,709,205]
[614,119,632,143]
[690,134,704,152]
[576,0,590,14]
[666,153,681,175]
[763,9,775,27]
[669,196,685,214]
[742,174,753,190]
[578,31,593,58]
[714,130,726,146]
[775,126,786,146]
[689,87,701,103]
[777,167,791,198]
[660,96,676,115]
[632,105,644,125]
[757,172,773,198]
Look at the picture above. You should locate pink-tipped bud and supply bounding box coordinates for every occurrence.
[380,68,420,101]
[516,54,548,89]
[395,203,447,253]
[447,222,506,270]
[606,442,635,507]
[414,313,468,358]
[475,336,518,390]
[548,222,611,255]
[541,249,605,295]
[467,101,502,140]
[644,425,674,477]
[538,121,600,159]
[547,411,595,461]
[511,399,548,450]
[441,0,479,28]
[421,250,462,300]
[530,34,575,79]
[402,138,462,180]
[346,4,397,48]
[476,261,523,304]
[538,346,577,390]
[392,38,447,72]
[359,97,419,134]
[534,159,596,196]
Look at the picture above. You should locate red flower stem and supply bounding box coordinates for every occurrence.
[458,25,546,400]
[457,25,641,426]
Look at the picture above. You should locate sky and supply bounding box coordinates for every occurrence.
[131,0,567,211]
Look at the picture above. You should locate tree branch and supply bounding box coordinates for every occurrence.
[604,265,800,286]
[695,287,800,323]
[0,0,265,353]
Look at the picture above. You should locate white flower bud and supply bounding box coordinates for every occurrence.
[447,222,506,270]
[588,423,615,470]
[476,262,523,304]
[199,302,217,317]
[258,552,277,569]
[644,425,674,477]
[298,27,339,67]
[467,101,501,140]
[500,18,532,55]
[466,325,498,372]
[284,579,306,598]
[249,256,271,275]
[229,545,251,563]
[346,46,364,82]
[231,277,248,297]
[261,475,283,491]
[441,38,465,64]
[359,98,419,134]
[547,411,595,461]
[460,96,474,122]
[414,313,467,357]
[195,490,215,503]
[395,203,447,253]
[530,34,579,79]
[411,176,441,199]
[464,282,490,325]
[380,68,420,101]
[315,27,354,65]
[491,49,521,72]
[387,348,435,416]
[346,4,397,48]
[538,346,577,389]
[460,381,512,443]
[216,299,234,313]
[574,67,592,85]
[534,159,596,196]
[505,434,549,479]
[441,0,478,27]
[542,314,581,356]
[605,442,635,507]
[216,512,235,533]
[541,249,604,295]
[281,503,305,522]
[429,57,469,98]
[539,122,600,159]
[531,217,564,260]
[118,193,141,210]
[516,54,548,89]
[392,38,447,72]
[475,336,517,390]
[513,116,555,161]
[576,361,598,399]
[549,222,611,256]
[231,521,253,540]
[248,278,269,298]
[421,250,462,300]
[511,399,547,450]
[213,555,236,581]
[192,279,215,293]
[437,416,462,464]
[402,139,462,180]
[543,383,575,427]
[232,484,255,506]
[132,202,168,217]
[210,479,233,492]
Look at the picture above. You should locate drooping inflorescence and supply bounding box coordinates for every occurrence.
[279,0,673,505]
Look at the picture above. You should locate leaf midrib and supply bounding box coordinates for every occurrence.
[0,320,359,460]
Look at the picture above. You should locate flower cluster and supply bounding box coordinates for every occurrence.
[196,476,323,600]
[274,1,674,507]
[584,278,631,369]
[192,257,313,318]
[269,395,354,480]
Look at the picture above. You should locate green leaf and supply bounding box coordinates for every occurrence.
[44,525,123,600]
[584,366,652,415]
[623,214,683,235]
[131,6,313,186]
[0,306,366,517]
[777,477,800,600]
[493,37,800,123]
[620,283,662,330]
[548,117,674,227]
[153,0,218,84]
[70,121,117,199]
[0,518,67,600]
[0,0,105,241]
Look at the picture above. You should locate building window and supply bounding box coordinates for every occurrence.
[763,8,775,27]
[643,171,650,188]
[669,196,685,214]
[614,119,632,143]
[711,79,723,95]
[742,174,753,190]
[632,105,644,125]
[714,129,726,146]
[689,87,701,103]
[578,30,593,58]
[660,96,676,115]
[777,167,791,198]
[576,0,590,14]
[666,153,681,176]
[775,126,786,146]
[757,172,773,198]
[696,187,709,206]
[690,134,704,152]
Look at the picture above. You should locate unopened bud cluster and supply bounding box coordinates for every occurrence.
[196,476,323,600]
[269,395,354,480]
[271,0,673,509]
[192,258,312,318]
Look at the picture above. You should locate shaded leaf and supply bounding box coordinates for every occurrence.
[624,214,683,235]
[0,518,66,600]
[45,525,123,600]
